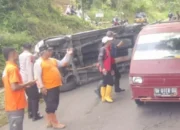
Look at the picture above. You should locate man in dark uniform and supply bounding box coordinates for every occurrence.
[107,31,125,92]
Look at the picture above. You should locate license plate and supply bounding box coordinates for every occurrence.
[154,88,177,97]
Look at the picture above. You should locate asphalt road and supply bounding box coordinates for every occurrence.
[1,73,180,130]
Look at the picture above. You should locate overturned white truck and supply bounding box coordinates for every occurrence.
[35,24,144,92]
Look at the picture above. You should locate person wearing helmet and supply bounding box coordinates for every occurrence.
[95,31,126,98]
[97,36,114,103]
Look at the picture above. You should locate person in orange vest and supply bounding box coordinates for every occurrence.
[2,47,36,130]
[34,45,73,129]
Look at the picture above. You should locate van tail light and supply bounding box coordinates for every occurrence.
[129,76,143,84]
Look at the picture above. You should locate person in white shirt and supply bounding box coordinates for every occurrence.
[65,5,71,15]
[19,43,43,121]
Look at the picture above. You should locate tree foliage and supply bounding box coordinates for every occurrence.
[0,0,94,84]
[77,0,179,22]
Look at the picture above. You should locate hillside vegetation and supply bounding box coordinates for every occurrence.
[77,0,180,22]
[0,0,94,78]
[0,0,93,46]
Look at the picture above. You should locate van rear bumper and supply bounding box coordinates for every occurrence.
[136,97,180,102]
[131,86,180,102]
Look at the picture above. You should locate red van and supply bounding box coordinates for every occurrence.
[129,21,180,105]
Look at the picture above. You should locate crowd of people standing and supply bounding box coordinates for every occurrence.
[2,44,73,130]
[2,29,125,130]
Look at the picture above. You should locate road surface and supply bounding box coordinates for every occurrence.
[1,74,180,130]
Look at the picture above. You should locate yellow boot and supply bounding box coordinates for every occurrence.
[105,85,113,103]
[100,87,106,102]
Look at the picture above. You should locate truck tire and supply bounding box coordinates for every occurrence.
[135,99,144,106]
[60,75,77,92]
[60,80,77,92]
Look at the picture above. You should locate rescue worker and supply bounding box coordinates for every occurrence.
[2,47,36,130]
[98,36,115,103]
[34,45,73,129]
[19,43,43,121]
[95,31,125,98]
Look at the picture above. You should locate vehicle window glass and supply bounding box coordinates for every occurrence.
[133,33,180,60]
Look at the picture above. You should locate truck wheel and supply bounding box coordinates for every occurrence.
[60,76,77,92]
[135,99,144,106]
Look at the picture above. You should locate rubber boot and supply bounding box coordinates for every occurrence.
[51,113,66,129]
[100,87,106,102]
[105,85,113,103]
[32,100,43,121]
[46,114,52,128]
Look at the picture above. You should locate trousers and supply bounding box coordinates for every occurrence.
[7,109,24,130]
[25,84,40,117]
[112,64,121,91]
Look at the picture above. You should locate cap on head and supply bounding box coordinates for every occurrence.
[39,45,53,52]
[102,36,113,44]
[106,31,116,37]
[39,45,48,52]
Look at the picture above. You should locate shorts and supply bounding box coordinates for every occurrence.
[102,72,114,87]
[43,87,60,113]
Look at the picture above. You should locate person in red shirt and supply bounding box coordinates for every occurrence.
[2,47,36,130]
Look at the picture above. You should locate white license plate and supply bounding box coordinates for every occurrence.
[154,88,177,97]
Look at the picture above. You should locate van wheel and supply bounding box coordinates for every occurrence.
[60,76,77,92]
[135,99,144,106]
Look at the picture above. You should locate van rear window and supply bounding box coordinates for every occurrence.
[133,33,180,60]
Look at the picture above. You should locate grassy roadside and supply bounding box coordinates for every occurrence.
[0,92,7,127]
[0,91,45,127]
